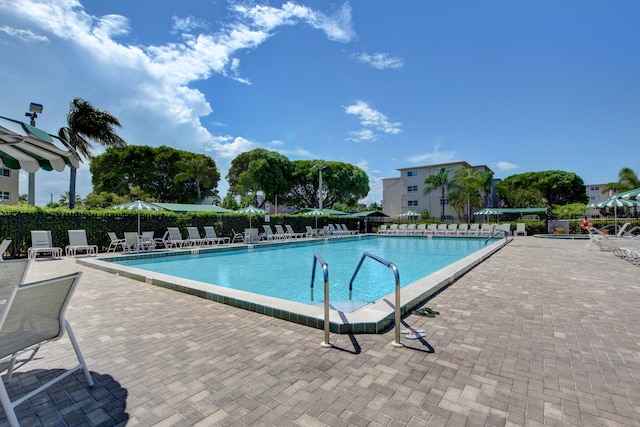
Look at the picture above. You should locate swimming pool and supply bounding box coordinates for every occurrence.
[80,235,509,334]
[116,237,486,305]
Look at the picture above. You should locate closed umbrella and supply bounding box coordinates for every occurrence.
[234,206,267,229]
[111,201,165,235]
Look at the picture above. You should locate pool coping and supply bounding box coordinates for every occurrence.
[77,234,510,334]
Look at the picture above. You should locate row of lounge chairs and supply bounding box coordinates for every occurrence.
[378,223,523,237]
[586,224,640,267]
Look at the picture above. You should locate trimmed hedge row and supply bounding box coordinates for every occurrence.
[0,208,366,258]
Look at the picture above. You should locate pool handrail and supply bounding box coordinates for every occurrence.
[310,252,331,347]
[348,251,402,347]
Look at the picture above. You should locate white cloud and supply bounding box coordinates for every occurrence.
[0,25,49,43]
[171,16,208,34]
[354,52,403,70]
[344,100,402,142]
[407,144,457,165]
[495,161,518,171]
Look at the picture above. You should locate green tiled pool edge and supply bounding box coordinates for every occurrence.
[78,236,509,334]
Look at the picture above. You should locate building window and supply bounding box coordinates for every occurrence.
[407,171,417,177]
[408,200,418,207]
[1,192,10,201]
[407,185,418,192]
[0,168,10,178]
[590,186,599,191]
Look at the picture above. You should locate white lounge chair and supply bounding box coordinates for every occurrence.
[424,224,438,236]
[167,227,191,248]
[0,259,31,300]
[445,224,458,235]
[186,227,207,246]
[261,225,277,241]
[305,226,316,237]
[65,230,98,257]
[28,230,62,260]
[0,239,11,261]
[274,225,290,239]
[514,223,527,236]
[204,226,230,244]
[396,224,408,234]
[434,224,448,236]
[457,224,469,236]
[0,272,94,427]
[231,229,245,243]
[479,224,494,237]
[387,224,398,234]
[468,224,480,236]
[107,232,126,252]
[285,225,305,238]
[405,224,416,234]
[414,224,426,235]
[377,224,388,234]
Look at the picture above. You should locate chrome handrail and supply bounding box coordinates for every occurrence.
[311,252,331,347]
[348,251,402,347]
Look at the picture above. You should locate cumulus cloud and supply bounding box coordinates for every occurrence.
[171,16,208,34]
[407,144,457,165]
[495,161,518,171]
[0,25,49,43]
[344,100,402,142]
[354,52,403,70]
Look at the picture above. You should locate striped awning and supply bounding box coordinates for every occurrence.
[0,116,80,173]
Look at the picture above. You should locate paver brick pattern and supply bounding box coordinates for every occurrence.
[1,237,639,426]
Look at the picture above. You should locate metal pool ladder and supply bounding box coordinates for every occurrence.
[311,252,332,348]
[349,252,403,347]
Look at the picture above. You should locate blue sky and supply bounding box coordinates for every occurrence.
[1,0,639,206]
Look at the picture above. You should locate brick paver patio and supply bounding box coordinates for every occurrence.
[2,237,639,426]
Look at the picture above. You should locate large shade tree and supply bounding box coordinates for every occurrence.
[58,97,127,208]
[281,160,369,209]
[89,145,219,203]
[496,170,588,207]
[227,149,291,207]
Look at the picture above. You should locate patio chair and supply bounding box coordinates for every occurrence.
[167,227,191,248]
[285,224,304,238]
[0,272,94,427]
[231,229,245,243]
[424,224,438,236]
[457,224,469,236]
[0,259,31,300]
[414,224,426,235]
[186,227,207,246]
[434,224,448,236]
[387,224,398,234]
[0,239,11,261]
[305,226,316,238]
[154,230,170,249]
[404,224,416,235]
[140,231,155,251]
[261,225,277,241]
[514,223,527,236]
[28,230,62,260]
[107,232,125,252]
[123,232,141,253]
[377,224,388,234]
[65,230,98,257]
[274,225,290,239]
[468,224,480,236]
[445,224,458,235]
[204,226,230,244]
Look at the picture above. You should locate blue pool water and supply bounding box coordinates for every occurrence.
[117,236,486,304]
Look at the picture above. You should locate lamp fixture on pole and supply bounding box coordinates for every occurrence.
[25,103,43,205]
[314,164,328,210]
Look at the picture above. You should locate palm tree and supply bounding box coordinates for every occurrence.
[450,167,483,222]
[423,169,451,221]
[174,156,217,203]
[603,167,640,194]
[59,98,127,208]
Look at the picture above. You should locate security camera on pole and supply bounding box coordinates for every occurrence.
[24,103,43,205]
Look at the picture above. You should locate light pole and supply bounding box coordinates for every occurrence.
[25,103,43,206]
[315,164,327,209]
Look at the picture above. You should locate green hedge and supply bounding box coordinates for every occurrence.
[0,206,364,258]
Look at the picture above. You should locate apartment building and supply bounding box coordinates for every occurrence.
[0,167,18,205]
[382,161,495,220]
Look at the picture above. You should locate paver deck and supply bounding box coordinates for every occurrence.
[1,237,639,426]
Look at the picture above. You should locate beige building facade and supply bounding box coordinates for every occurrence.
[382,161,495,221]
[0,167,19,205]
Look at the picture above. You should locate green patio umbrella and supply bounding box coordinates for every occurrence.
[234,206,267,229]
[112,201,165,235]
[399,210,420,218]
[615,187,640,201]
[589,196,640,228]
